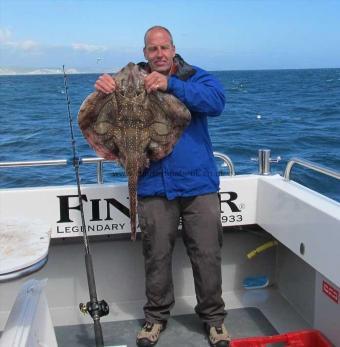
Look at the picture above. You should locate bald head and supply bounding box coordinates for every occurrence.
[144,26,174,47]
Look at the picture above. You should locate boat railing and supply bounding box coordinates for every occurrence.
[213,151,235,176]
[0,153,236,184]
[284,158,340,181]
[0,158,113,184]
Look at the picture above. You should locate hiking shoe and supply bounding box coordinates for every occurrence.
[206,324,231,347]
[136,321,165,347]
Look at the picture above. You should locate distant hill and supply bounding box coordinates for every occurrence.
[0,67,81,75]
[0,67,118,75]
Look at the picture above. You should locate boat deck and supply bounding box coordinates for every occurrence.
[55,287,310,347]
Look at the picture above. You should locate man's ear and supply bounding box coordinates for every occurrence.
[143,47,147,60]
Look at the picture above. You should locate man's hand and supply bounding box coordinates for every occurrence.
[144,72,168,94]
[94,74,117,94]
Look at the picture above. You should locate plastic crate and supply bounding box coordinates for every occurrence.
[230,329,332,347]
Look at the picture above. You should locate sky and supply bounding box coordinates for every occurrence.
[1,0,340,72]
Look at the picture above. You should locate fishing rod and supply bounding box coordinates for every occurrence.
[62,65,109,347]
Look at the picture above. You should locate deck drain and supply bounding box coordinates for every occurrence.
[300,242,305,255]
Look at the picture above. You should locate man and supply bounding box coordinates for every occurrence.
[95,26,229,347]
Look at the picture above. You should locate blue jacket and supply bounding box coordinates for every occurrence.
[137,56,225,199]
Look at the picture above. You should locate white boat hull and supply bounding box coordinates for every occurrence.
[1,174,339,345]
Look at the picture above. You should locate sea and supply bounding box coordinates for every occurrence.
[0,68,339,201]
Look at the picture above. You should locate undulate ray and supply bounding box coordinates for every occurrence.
[78,63,191,240]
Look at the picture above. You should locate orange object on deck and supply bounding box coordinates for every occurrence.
[230,329,332,347]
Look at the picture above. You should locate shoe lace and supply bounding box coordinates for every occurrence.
[143,322,154,332]
[215,326,223,334]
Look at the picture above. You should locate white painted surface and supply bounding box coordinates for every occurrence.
[0,184,131,238]
[0,279,57,347]
[0,175,258,239]
[256,175,340,287]
[0,219,51,275]
[219,175,258,227]
[0,231,276,329]
[314,273,340,346]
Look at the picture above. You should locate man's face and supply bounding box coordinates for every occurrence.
[143,29,176,75]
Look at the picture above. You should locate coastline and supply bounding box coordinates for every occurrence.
[1,66,339,76]
[0,68,113,76]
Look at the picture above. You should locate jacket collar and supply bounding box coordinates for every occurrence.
[138,54,196,81]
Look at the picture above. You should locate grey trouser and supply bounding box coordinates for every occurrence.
[137,192,225,326]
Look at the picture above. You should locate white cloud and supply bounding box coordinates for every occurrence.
[0,28,11,43]
[72,42,107,53]
[20,40,39,51]
[0,27,40,52]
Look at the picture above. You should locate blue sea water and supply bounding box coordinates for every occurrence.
[0,68,339,201]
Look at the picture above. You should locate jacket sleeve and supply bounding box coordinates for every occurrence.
[167,68,225,117]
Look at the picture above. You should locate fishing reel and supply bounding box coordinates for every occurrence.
[79,300,109,318]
